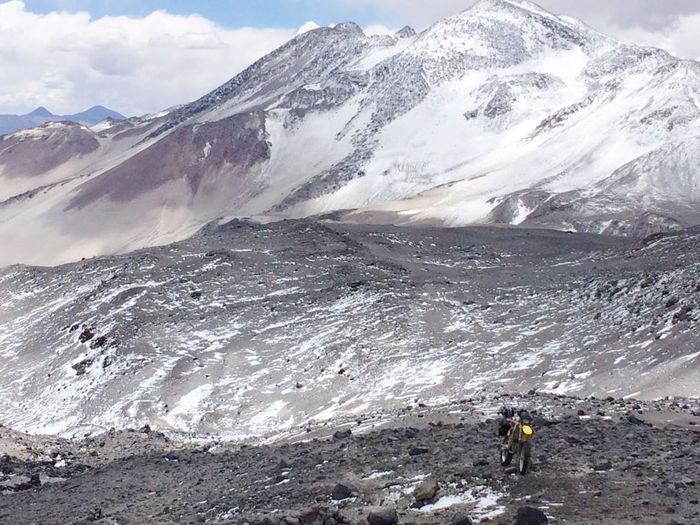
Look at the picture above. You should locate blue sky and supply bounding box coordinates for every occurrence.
[20,1,700,33]
[23,0,383,28]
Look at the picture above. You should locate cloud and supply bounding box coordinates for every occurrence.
[363,24,397,36]
[535,1,700,60]
[297,21,321,35]
[534,0,700,30]
[604,14,700,61]
[0,0,295,115]
[544,0,700,60]
[329,0,468,28]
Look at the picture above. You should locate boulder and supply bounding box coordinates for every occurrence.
[78,327,95,343]
[331,482,356,500]
[413,478,439,506]
[514,506,548,525]
[450,515,474,525]
[276,458,292,470]
[333,429,352,440]
[250,517,282,525]
[593,460,612,471]
[12,473,41,492]
[72,359,93,376]
[404,427,419,438]
[298,507,328,525]
[408,446,429,456]
[27,474,41,488]
[366,508,398,525]
[627,414,646,425]
[665,296,679,308]
[680,476,695,486]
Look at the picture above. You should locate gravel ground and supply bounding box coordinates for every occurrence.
[1,394,698,524]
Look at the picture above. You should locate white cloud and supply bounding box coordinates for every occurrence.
[598,14,700,61]
[364,24,397,36]
[296,21,321,35]
[330,0,469,27]
[0,0,296,116]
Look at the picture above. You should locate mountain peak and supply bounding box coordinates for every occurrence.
[410,0,593,75]
[463,0,568,23]
[470,0,547,13]
[395,26,417,39]
[28,106,53,117]
[70,106,126,122]
[333,22,364,35]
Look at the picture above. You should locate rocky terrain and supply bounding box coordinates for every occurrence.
[0,3,698,521]
[0,394,698,524]
[1,220,698,440]
[1,0,699,266]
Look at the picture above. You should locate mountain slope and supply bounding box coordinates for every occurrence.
[0,220,698,439]
[1,0,699,266]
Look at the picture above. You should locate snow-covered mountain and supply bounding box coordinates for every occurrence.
[0,106,126,136]
[1,0,699,266]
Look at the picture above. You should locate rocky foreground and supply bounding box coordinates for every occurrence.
[1,394,698,524]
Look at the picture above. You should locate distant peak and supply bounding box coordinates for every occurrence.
[466,0,508,10]
[395,26,417,39]
[333,22,364,35]
[28,106,53,117]
[70,106,127,123]
[468,0,559,18]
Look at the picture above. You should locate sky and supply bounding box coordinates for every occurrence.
[1,0,699,116]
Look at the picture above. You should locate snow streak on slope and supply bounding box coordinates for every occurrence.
[0,221,697,440]
[0,0,699,266]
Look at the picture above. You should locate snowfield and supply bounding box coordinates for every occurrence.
[0,220,697,440]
